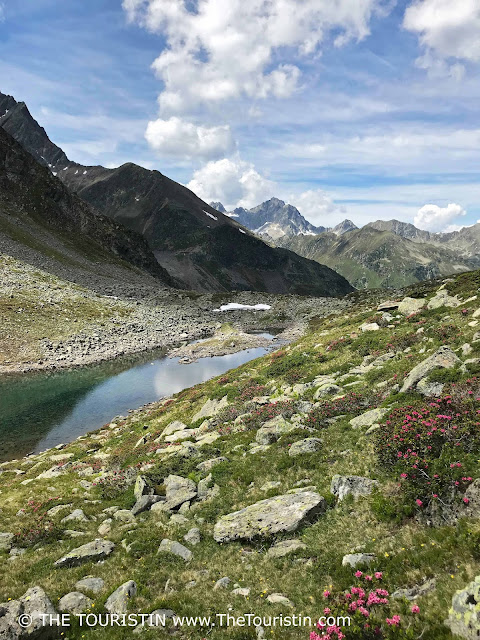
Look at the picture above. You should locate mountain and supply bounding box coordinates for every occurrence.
[0,125,176,295]
[210,198,357,240]
[277,225,479,289]
[0,91,353,297]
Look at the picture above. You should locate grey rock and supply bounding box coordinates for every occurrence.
[158,539,192,562]
[105,581,137,614]
[377,300,400,311]
[427,290,460,310]
[58,592,93,615]
[392,578,436,601]
[213,492,326,542]
[350,408,388,429]
[416,378,444,397]
[183,528,201,546]
[261,481,282,491]
[161,421,189,437]
[196,457,228,473]
[75,576,104,594]
[54,538,115,567]
[314,384,342,399]
[400,346,460,393]
[131,495,163,516]
[192,396,229,422]
[331,475,378,501]
[446,576,480,639]
[0,586,59,639]
[342,553,376,568]
[214,577,231,590]
[266,593,294,607]
[0,532,14,552]
[164,475,197,510]
[397,297,426,316]
[361,322,380,332]
[113,509,136,523]
[134,475,154,501]
[255,416,294,445]
[232,587,250,596]
[288,438,322,457]
[266,539,306,558]
[61,509,88,523]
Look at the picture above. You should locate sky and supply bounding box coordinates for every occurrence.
[1,0,480,231]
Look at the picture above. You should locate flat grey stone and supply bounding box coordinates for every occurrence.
[158,539,192,562]
[54,539,115,568]
[105,581,137,614]
[58,592,93,615]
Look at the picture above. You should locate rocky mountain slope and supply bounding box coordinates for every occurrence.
[211,198,357,240]
[2,269,480,639]
[0,125,176,295]
[277,226,479,290]
[0,92,353,297]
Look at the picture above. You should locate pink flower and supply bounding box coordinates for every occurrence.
[386,615,401,626]
[323,590,331,598]
[364,575,373,582]
[463,497,470,504]
[416,499,423,507]
[375,572,383,580]
[355,570,363,578]
[411,605,420,614]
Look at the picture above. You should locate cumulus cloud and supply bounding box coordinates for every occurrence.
[404,0,480,76]
[124,0,388,113]
[287,189,347,227]
[145,117,234,159]
[187,158,274,210]
[414,202,466,232]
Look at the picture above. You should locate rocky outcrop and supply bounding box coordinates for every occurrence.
[446,576,480,639]
[400,346,460,393]
[0,586,59,639]
[105,581,137,614]
[331,475,378,501]
[213,492,326,542]
[54,539,115,568]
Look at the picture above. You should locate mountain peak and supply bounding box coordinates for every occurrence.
[209,201,226,213]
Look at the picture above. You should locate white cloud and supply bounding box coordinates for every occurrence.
[124,0,388,113]
[0,4,4,22]
[414,202,466,232]
[286,189,347,227]
[187,157,274,210]
[145,117,234,159]
[404,0,480,76]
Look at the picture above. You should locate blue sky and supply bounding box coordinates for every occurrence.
[1,0,480,231]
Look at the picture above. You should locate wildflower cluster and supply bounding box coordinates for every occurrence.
[242,400,296,431]
[13,498,62,547]
[306,391,386,427]
[427,323,461,344]
[375,389,479,507]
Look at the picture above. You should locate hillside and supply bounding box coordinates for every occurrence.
[277,226,478,289]
[2,270,480,639]
[0,92,353,298]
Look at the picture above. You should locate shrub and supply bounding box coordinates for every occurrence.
[264,351,310,379]
[13,499,63,548]
[305,391,386,427]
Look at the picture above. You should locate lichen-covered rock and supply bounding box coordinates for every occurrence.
[192,396,228,422]
[361,322,380,332]
[288,438,322,457]
[158,539,193,562]
[54,539,115,567]
[183,528,201,546]
[163,475,197,510]
[446,576,480,639]
[213,492,326,542]
[58,592,93,615]
[161,421,189,437]
[400,346,460,393]
[197,457,228,473]
[266,539,306,558]
[314,384,342,400]
[61,509,88,523]
[427,290,460,310]
[75,576,104,594]
[0,586,59,639]
[349,408,388,429]
[0,532,14,551]
[255,416,295,445]
[105,581,137,614]
[342,553,376,568]
[416,377,444,397]
[134,475,154,501]
[397,297,426,316]
[331,475,378,501]
[131,495,163,516]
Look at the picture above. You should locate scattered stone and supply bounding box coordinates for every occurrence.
[213,492,326,542]
[161,421,189,437]
[164,475,197,510]
[266,539,306,558]
[197,457,228,473]
[46,504,73,517]
[58,592,93,615]
[98,519,112,536]
[184,528,201,546]
[113,509,136,524]
[331,475,378,501]
[288,438,322,457]
[377,301,400,311]
[397,297,426,316]
[192,396,229,422]
[0,532,14,551]
[266,593,294,607]
[158,539,192,562]
[75,576,105,594]
[232,588,250,596]
[400,346,460,393]
[416,378,444,397]
[134,475,154,501]
[427,290,460,310]
[131,495,163,516]
[361,322,380,332]
[54,539,115,567]
[342,553,376,568]
[169,514,189,526]
[105,581,137,614]
[350,408,388,429]
[314,384,342,399]
[0,586,59,639]
[255,416,295,445]
[392,578,436,601]
[61,509,88,523]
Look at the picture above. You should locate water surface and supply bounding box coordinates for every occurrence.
[0,343,271,461]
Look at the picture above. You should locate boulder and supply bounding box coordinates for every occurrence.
[192,396,229,422]
[54,539,115,568]
[288,438,322,457]
[461,479,480,518]
[349,408,388,429]
[377,301,400,311]
[214,577,231,590]
[161,421,189,437]
[266,593,294,607]
[134,475,154,501]
[105,581,137,615]
[232,588,250,596]
[158,539,192,562]
[183,528,201,546]
[61,509,88,523]
[0,532,14,552]
[427,290,460,310]
[446,576,480,639]
[266,539,306,558]
[400,346,460,393]
[361,323,380,332]
[75,576,104,594]
[314,384,342,400]
[164,475,197,510]
[131,495,163,516]
[397,297,426,316]
[416,378,444,397]
[113,510,136,524]
[342,553,376,568]
[255,416,295,445]
[331,475,378,501]
[58,592,93,615]
[196,457,228,473]
[0,586,59,639]
[213,492,326,542]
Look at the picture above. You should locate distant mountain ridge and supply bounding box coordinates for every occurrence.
[210,199,357,239]
[0,91,353,297]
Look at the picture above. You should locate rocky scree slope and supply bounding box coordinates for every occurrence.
[2,270,480,638]
[0,91,353,297]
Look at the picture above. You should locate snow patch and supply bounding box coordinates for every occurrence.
[239,229,246,234]
[62,167,68,171]
[203,210,218,221]
[214,303,272,312]
[83,170,88,175]
[135,197,140,202]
